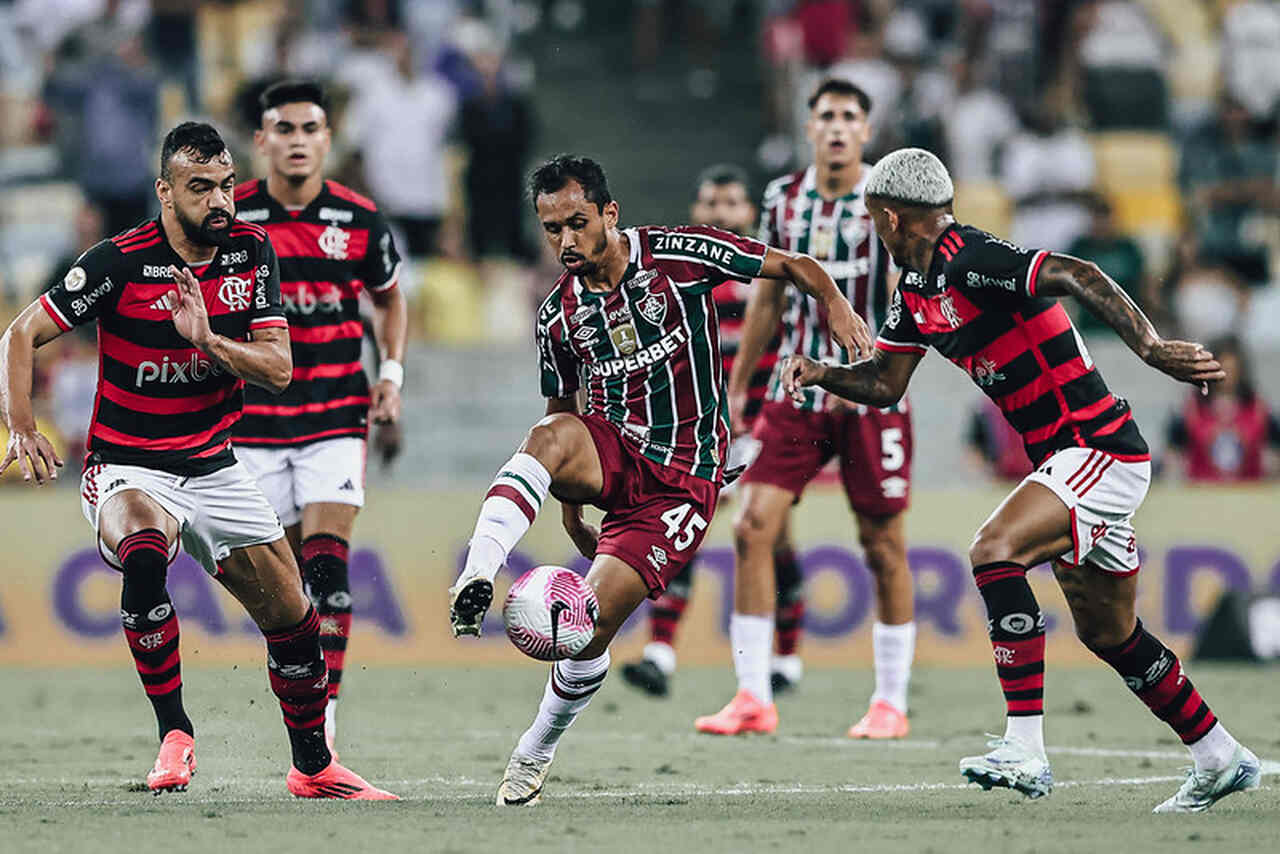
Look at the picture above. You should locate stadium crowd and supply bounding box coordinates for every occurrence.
[0,0,1278,485]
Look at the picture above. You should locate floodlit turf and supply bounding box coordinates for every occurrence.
[1,663,1277,853]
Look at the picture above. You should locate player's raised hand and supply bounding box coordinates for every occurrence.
[780,355,826,403]
[167,265,212,349]
[826,297,873,359]
[0,427,63,485]
[369,379,401,425]
[1144,338,1225,388]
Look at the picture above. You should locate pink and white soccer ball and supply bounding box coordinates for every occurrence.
[502,565,599,661]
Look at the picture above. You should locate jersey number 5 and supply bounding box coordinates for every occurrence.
[660,503,708,551]
[881,427,905,472]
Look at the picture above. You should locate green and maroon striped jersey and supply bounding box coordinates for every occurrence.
[536,225,768,483]
[758,165,897,412]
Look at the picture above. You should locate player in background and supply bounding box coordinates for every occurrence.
[449,155,870,805]
[783,147,1261,812]
[0,122,395,799]
[620,163,803,698]
[697,79,916,739]
[232,81,406,756]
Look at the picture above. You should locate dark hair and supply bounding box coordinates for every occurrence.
[807,78,873,115]
[693,163,750,200]
[259,79,329,121]
[528,155,611,211]
[160,122,228,182]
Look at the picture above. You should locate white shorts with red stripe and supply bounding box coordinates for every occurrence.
[235,437,366,528]
[1025,447,1151,575]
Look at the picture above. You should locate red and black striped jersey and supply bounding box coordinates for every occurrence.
[876,223,1149,466]
[39,218,286,476]
[230,179,401,447]
[758,165,896,412]
[537,225,768,483]
[712,279,781,425]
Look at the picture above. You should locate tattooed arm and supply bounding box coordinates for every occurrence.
[780,348,923,410]
[1033,254,1224,387]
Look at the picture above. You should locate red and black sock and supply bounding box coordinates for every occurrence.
[650,561,693,646]
[1092,619,1218,744]
[973,561,1045,717]
[302,534,351,701]
[263,606,331,775]
[774,546,805,656]
[118,528,192,740]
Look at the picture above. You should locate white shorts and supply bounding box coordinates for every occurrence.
[80,461,285,576]
[234,437,367,528]
[1025,447,1151,575]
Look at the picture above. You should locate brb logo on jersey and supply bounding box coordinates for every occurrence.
[217,275,252,311]
[319,225,350,260]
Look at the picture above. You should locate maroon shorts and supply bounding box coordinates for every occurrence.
[576,413,720,598]
[740,400,912,517]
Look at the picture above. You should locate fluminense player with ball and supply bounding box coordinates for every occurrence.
[781,147,1261,813]
[449,155,870,806]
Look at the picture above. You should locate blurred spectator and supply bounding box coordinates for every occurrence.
[1165,336,1280,482]
[41,202,104,335]
[1221,0,1280,123]
[966,397,1034,483]
[1077,0,1167,129]
[43,29,159,237]
[1179,95,1277,285]
[148,1,200,111]
[457,26,537,263]
[873,7,952,158]
[945,56,1018,183]
[1001,94,1095,251]
[1169,245,1249,344]
[632,0,735,100]
[343,32,457,258]
[1066,195,1147,334]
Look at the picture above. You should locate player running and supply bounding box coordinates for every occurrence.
[449,155,870,805]
[697,79,917,739]
[782,147,1261,813]
[232,81,407,756]
[619,163,803,699]
[0,122,395,800]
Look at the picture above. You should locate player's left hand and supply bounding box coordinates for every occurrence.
[826,297,873,359]
[780,355,826,403]
[369,379,401,424]
[0,427,63,485]
[372,420,402,467]
[167,265,213,349]
[1143,338,1224,388]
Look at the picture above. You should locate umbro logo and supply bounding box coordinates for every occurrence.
[339,479,355,491]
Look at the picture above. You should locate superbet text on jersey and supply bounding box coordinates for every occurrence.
[39,218,285,475]
[232,179,401,447]
[537,225,768,483]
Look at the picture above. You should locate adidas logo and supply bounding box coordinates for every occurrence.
[338,479,355,491]
[150,295,174,312]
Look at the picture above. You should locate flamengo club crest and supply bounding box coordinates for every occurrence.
[318,224,350,260]
[218,275,252,311]
[636,291,667,326]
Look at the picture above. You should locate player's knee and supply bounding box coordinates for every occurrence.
[968,526,1015,567]
[858,524,903,575]
[522,416,574,471]
[733,507,777,556]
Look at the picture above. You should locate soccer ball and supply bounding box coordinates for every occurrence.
[502,566,599,661]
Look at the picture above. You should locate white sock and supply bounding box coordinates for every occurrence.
[771,653,803,683]
[463,453,551,581]
[324,697,337,742]
[870,621,916,714]
[515,651,610,762]
[730,613,774,704]
[1005,715,1046,760]
[643,642,677,676]
[1188,722,1238,773]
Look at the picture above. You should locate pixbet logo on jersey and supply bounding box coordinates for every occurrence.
[135,354,224,387]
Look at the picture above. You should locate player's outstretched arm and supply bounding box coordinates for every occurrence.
[0,301,67,483]
[726,278,786,433]
[369,284,407,425]
[1034,254,1225,387]
[167,265,293,393]
[781,348,921,410]
[758,248,873,359]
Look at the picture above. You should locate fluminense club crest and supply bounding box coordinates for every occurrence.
[636,291,667,326]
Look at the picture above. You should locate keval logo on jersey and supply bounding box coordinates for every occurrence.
[318,206,354,223]
[70,277,113,317]
[218,275,252,311]
[967,271,1017,291]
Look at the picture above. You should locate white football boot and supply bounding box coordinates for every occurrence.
[959,736,1053,799]
[496,752,552,806]
[1152,743,1261,813]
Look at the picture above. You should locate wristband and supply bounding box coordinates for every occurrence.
[378,359,404,390]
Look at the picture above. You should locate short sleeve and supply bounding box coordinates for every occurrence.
[875,288,928,355]
[647,225,767,288]
[360,211,403,294]
[953,232,1049,299]
[40,240,122,330]
[536,314,579,399]
[757,188,781,247]
[249,237,287,331]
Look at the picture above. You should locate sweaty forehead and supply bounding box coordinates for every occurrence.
[264,102,327,127]
[536,183,596,221]
[170,148,234,183]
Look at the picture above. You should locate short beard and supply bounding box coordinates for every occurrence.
[177,210,232,248]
